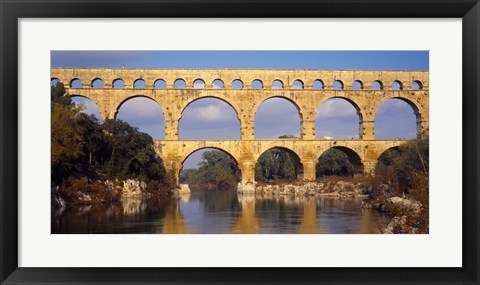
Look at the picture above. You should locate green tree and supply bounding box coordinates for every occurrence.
[179,150,240,189]
[255,147,299,182]
[51,103,86,183]
[100,119,166,181]
[282,156,296,179]
[316,148,354,177]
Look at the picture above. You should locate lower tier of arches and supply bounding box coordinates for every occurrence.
[154,139,408,190]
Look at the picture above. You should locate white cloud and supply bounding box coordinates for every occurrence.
[316,99,357,119]
[117,97,164,120]
[193,81,205,89]
[187,104,226,121]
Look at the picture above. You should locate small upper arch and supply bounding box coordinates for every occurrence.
[91,78,104,88]
[352,80,363,90]
[271,79,284,89]
[193,78,205,89]
[174,78,186,89]
[392,80,403,90]
[312,79,324,90]
[333,80,344,90]
[133,79,146,89]
[231,79,244,89]
[113,78,125,88]
[412,80,423,90]
[212,79,224,89]
[70,78,82,88]
[292,79,304,89]
[251,79,263,89]
[372,80,383,90]
[154,79,166,89]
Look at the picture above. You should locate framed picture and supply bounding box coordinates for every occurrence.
[1,0,478,284]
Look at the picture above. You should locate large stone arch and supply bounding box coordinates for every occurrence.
[67,94,103,122]
[317,146,365,176]
[177,96,242,140]
[254,146,304,180]
[375,97,425,139]
[114,95,165,120]
[178,96,241,122]
[178,146,242,183]
[253,95,304,138]
[315,96,364,139]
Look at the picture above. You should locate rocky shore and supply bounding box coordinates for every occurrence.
[52,178,177,209]
[362,196,423,234]
[237,180,426,234]
[238,181,370,198]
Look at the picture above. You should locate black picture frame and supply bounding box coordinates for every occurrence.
[1,0,479,284]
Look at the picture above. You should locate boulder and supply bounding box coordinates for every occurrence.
[178,184,191,194]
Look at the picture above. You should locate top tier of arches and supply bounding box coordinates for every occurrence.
[52,68,429,91]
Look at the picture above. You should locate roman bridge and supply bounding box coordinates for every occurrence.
[51,68,429,190]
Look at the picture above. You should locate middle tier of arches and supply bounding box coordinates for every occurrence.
[66,88,429,140]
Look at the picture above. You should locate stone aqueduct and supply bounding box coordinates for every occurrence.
[51,68,429,190]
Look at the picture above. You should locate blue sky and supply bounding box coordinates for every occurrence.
[51,51,428,169]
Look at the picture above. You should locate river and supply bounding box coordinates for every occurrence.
[51,189,387,234]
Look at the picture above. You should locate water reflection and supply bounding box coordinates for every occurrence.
[52,189,386,234]
[231,194,258,234]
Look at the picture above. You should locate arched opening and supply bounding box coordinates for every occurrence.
[292,79,304,89]
[70,78,82,88]
[134,79,146,89]
[372,80,383,90]
[254,97,302,139]
[174,79,186,89]
[193,79,205,89]
[251,79,263,89]
[375,98,419,139]
[255,147,303,182]
[92,78,104,88]
[412,80,423,90]
[51,78,60,86]
[352,80,363,90]
[154,79,166,89]
[69,95,102,123]
[113,78,125,88]
[316,98,361,139]
[392,80,403,90]
[376,147,401,170]
[312,79,324,89]
[231,79,243,89]
[179,97,240,140]
[316,146,363,178]
[115,96,165,140]
[375,147,402,183]
[212,79,224,89]
[272,80,284,89]
[179,147,241,190]
[333,80,344,90]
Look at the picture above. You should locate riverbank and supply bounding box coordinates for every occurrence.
[255,180,369,198]
[52,177,176,209]
[238,177,427,234]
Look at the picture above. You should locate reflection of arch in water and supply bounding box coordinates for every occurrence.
[231,194,258,234]
[159,200,191,234]
[298,199,320,234]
